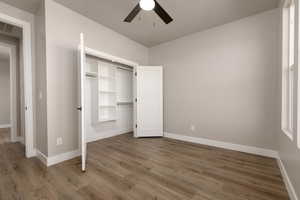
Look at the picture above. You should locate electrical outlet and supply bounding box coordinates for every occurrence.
[56,137,63,146]
[190,125,195,132]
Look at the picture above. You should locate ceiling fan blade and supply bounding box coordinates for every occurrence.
[153,0,173,24]
[124,4,141,23]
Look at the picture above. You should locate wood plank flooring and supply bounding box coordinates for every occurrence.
[0,133,289,200]
[0,128,10,144]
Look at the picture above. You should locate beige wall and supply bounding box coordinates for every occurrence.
[150,9,279,150]
[0,59,10,125]
[44,0,148,156]
[277,0,300,197]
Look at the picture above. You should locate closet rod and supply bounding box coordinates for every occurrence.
[87,54,133,72]
[86,74,97,78]
[117,66,133,72]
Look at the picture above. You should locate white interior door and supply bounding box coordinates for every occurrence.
[78,33,86,171]
[135,66,163,137]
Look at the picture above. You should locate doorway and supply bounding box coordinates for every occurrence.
[78,33,164,171]
[0,13,34,158]
[0,40,19,145]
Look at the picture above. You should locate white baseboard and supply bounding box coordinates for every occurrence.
[164,132,279,158]
[47,150,80,166]
[36,149,80,167]
[25,148,36,158]
[36,150,47,166]
[87,129,133,143]
[0,124,11,128]
[14,136,24,144]
[36,130,131,167]
[277,158,299,200]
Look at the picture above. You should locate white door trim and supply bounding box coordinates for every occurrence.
[0,12,35,158]
[0,42,18,143]
[79,33,86,172]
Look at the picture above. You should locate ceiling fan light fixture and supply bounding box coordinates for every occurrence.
[139,0,155,11]
[124,0,173,24]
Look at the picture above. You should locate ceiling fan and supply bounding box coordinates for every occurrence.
[124,0,173,24]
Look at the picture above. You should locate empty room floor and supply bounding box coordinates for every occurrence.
[0,133,289,200]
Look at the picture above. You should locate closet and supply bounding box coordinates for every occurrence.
[78,33,163,172]
[85,57,134,143]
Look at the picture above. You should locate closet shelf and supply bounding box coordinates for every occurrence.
[85,71,98,78]
[99,90,116,93]
[99,75,115,79]
[99,105,116,108]
[99,118,117,122]
[117,102,133,105]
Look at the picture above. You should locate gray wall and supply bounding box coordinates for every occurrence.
[35,0,48,155]
[277,0,300,197]
[44,0,148,156]
[150,9,279,150]
[0,59,10,125]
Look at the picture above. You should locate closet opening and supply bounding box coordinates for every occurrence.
[78,33,163,172]
[85,55,135,143]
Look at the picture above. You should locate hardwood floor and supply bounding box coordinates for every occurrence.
[0,128,10,144]
[0,133,289,200]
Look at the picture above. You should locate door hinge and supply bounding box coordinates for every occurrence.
[135,124,137,128]
[77,106,82,111]
[135,98,137,102]
[135,72,137,76]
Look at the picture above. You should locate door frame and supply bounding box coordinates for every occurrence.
[79,33,86,171]
[0,42,18,143]
[0,12,34,158]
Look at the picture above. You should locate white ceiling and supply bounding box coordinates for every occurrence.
[0,0,40,13]
[1,0,279,47]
